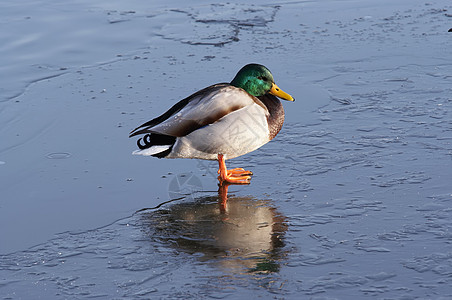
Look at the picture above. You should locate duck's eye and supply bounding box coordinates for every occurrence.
[258,76,268,82]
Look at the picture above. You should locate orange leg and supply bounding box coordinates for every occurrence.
[217,154,252,184]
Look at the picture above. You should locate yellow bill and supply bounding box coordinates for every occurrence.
[270,83,295,101]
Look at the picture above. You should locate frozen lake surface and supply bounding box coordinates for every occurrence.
[1,0,451,298]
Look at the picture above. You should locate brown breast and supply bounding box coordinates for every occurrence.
[257,94,285,140]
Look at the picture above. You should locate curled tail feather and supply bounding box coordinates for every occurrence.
[133,133,176,158]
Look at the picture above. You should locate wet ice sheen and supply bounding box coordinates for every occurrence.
[1,0,452,299]
[0,194,289,298]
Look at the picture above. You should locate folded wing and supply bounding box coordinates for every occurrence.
[129,84,266,138]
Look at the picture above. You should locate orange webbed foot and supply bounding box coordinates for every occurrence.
[217,154,252,184]
[227,168,253,177]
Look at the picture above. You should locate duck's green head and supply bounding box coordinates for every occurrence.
[230,64,294,101]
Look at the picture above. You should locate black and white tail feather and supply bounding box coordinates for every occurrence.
[134,133,176,158]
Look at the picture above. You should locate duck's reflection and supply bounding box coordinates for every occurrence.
[140,183,288,274]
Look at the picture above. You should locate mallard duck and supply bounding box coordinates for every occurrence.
[129,64,294,184]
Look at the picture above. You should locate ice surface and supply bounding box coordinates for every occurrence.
[1,0,451,298]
